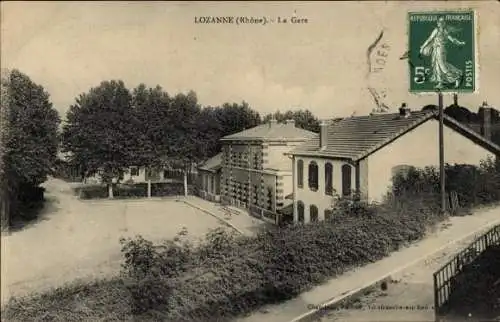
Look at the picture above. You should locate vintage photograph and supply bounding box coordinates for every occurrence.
[1,1,499,321]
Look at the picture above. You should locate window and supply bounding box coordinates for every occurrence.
[130,167,139,176]
[253,185,259,205]
[325,162,333,195]
[267,187,273,210]
[342,164,352,196]
[308,161,319,191]
[297,201,305,223]
[324,209,332,221]
[211,176,215,193]
[297,159,304,188]
[310,205,319,222]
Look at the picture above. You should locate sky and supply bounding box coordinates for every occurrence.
[1,1,499,120]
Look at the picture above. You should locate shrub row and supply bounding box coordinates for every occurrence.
[77,182,195,199]
[117,191,447,321]
[392,157,500,210]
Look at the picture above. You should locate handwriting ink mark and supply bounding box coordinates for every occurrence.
[366,30,384,78]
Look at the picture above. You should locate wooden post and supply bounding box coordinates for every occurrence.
[438,91,446,215]
[147,180,151,198]
[433,272,440,322]
[183,169,188,197]
[108,183,114,199]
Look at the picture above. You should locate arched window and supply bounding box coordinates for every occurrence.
[342,164,352,196]
[325,162,333,195]
[297,159,304,188]
[324,209,332,221]
[297,201,305,223]
[308,161,319,191]
[310,205,319,222]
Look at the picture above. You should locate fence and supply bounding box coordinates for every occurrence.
[163,168,197,185]
[433,224,500,321]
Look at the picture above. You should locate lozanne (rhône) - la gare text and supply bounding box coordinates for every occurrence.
[194,16,235,24]
[194,16,270,25]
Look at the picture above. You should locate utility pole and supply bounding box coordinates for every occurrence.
[438,91,446,214]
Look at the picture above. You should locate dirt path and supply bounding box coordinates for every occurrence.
[316,231,485,322]
[0,178,223,306]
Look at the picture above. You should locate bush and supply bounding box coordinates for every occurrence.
[114,183,147,198]
[391,157,500,211]
[151,182,194,197]
[77,184,108,199]
[8,182,46,225]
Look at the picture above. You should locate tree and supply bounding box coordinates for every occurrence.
[1,69,60,227]
[130,84,172,169]
[62,80,136,197]
[263,109,320,133]
[216,101,261,137]
[444,104,477,123]
[197,101,261,158]
[422,104,438,112]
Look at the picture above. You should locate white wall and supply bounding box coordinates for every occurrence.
[122,167,147,183]
[266,142,303,171]
[367,118,496,202]
[282,173,293,200]
[293,156,355,223]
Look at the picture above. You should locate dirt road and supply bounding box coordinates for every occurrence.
[1,178,224,305]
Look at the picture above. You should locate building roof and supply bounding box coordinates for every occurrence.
[220,120,318,142]
[198,153,222,172]
[288,110,500,161]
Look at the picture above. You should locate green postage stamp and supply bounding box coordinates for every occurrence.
[408,10,477,93]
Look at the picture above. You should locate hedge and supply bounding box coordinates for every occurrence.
[76,182,195,200]
[114,190,446,321]
[392,157,500,210]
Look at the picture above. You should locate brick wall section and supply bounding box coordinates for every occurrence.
[276,175,284,209]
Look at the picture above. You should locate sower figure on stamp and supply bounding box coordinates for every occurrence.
[419,16,466,89]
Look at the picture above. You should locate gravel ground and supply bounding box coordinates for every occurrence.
[1,178,227,305]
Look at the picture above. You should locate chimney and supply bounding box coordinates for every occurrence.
[285,119,296,127]
[479,101,492,140]
[399,102,411,118]
[453,93,458,106]
[268,118,277,128]
[320,120,328,150]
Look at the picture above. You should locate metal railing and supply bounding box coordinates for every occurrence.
[433,224,500,321]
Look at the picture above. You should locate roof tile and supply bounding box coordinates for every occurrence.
[221,122,317,141]
[289,110,500,160]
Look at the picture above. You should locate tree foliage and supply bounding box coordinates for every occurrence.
[62,80,136,183]
[2,69,60,225]
[62,81,263,184]
[262,109,320,133]
[198,102,261,157]
[5,70,61,185]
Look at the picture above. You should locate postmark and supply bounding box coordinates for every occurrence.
[407,10,477,94]
[366,30,391,113]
